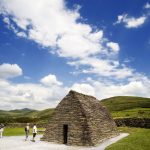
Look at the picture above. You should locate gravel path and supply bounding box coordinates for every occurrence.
[0,133,128,150]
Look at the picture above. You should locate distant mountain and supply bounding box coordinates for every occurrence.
[9,108,35,113]
[0,107,54,122]
[21,108,34,111]
[0,108,37,118]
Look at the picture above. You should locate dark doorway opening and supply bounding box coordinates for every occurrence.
[63,124,68,144]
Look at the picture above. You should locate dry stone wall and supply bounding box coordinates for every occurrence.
[42,91,118,146]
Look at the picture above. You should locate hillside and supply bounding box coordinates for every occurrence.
[0,108,54,123]
[101,96,150,111]
[0,109,38,118]
[0,96,150,123]
[101,96,150,118]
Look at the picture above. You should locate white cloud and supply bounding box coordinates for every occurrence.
[0,63,22,79]
[144,3,150,9]
[0,0,105,59]
[68,57,133,79]
[71,76,150,100]
[1,0,150,110]
[115,14,147,28]
[16,32,27,38]
[0,0,128,80]
[40,74,63,86]
[57,31,104,59]
[71,83,95,96]
[0,63,69,110]
[0,73,68,110]
[3,17,10,24]
[0,64,150,110]
[107,42,120,53]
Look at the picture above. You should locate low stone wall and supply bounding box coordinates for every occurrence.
[114,118,150,128]
[5,118,150,129]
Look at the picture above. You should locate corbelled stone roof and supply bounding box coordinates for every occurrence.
[64,90,116,131]
[42,90,118,146]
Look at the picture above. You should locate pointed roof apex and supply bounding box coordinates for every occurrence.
[68,90,96,99]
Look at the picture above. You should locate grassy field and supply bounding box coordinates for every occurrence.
[101,96,150,111]
[106,127,150,150]
[101,96,150,118]
[3,128,45,136]
[111,108,150,118]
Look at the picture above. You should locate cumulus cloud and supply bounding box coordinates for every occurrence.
[0,0,104,59]
[114,14,146,28]
[40,74,63,86]
[68,57,133,79]
[0,73,68,110]
[0,0,130,79]
[0,63,68,110]
[1,0,150,110]
[71,76,150,100]
[0,63,22,79]
[71,83,95,96]
[0,64,150,110]
[106,42,120,53]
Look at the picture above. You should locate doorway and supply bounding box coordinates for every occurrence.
[63,124,68,144]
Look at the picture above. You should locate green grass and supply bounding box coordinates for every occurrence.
[3,128,45,136]
[101,96,150,119]
[101,96,150,111]
[0,108,54,123]
[111,108,150,118]
[106,127,150,150]
[0,108,54,118]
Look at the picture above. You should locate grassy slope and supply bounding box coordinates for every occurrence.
[106,127,150,150]
[0,109,38,118]
[101,96,150,111]
[101,96,150,118]
[0,108,54,123]
[111,108,150,118]
[0,96,150,121]
[0,108,54,118]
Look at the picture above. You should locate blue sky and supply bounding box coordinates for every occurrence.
[0,0,150,110]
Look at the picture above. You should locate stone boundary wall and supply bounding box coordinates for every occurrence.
[114,118,150,128]
[4,118,150,129]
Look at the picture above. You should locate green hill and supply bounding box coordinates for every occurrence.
[101,96,150,111]
[0,96,150,123]
[0,108,54,123]
[101,96,150,118]
[0,108,38,118]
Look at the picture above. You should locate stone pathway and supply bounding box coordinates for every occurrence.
[0,133,129,150]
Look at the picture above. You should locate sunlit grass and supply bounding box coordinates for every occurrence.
[3,127,45,136]
[106,127,150,150]
[112,108,150,118]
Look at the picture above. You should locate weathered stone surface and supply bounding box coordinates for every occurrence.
[42,90,118,146]
[115,118,150,128]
